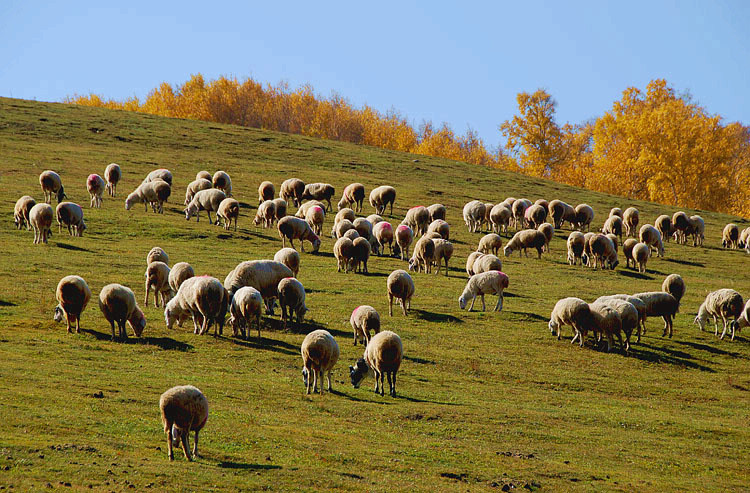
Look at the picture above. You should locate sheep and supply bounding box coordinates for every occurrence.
[258,181,275,204]
[278,277,307,329]
[567,231,585,265]
[609,207,623,218]
[394,225,414,261]
[655,215,673,243]
[55,202,86,237]
[590,234,618,270]
[334,237,356,273]
[353,217,373,241]
[431,238,453,276]
[274,247,301,277]
[145,261,172,307]
[165,276,229,336]
[402,206,430,235]
[387,269,414,316]
[739,227,750,249]
[466,251,485,276]
[295,200,326,219]
[280,178,306,207]
[212,170,232,196]
[427,219,450,240]
[594,298,635,352]
[372,221,394,256]
[305,205,326,235]
[349,330,402,397]
[511,199,530,230]
[98,283,146,340]
[582,302,623,351]
[86,174,106,208]
[722,223,739,249]
[350,237,371,274]
[228,286,263,339]
[338,183,365,212]
[215,198,240,231]
[408,237,435,273]
[159,385,208,461]
[688,215,705,246]
[622,238,637,269]
[143,168,173,186]
[301,329,339,395]
[427,203,446,222]
[104,163,121,197]
[273,198,287,222]
[147,247,169,265]
[581,232,595,266]
[671,211,690,244]
[731,300,750,335]
[223,260,294,311]
[196,170,212,181]
[489,203,512,233]
[631,292,679,338]
[53,275,92,334]
[478,233,503,255]
[333,219,356,239]
[501,197,517,209]
[39,170,66,203]
[470,253,503,276]
[662,274,686,303]
[458,270,509,312]
[538,223,554,253]
[524,204,547,229]
[602,215,624,241]
[463,200,486,233]
[126,180,172,213]
[632,242,650,273]
[29,203,53,244]
[548,297,591,341]
[184,178,213,206]
[301,183,335,211]
[503,229,546,259]
[13,195,36,230]
[366,213,383,225]
[482,202,494,230]
[549,199,576,229]
[333,209,354,227]
[639,224,665,257]
[598,294,648,342]
[254,200,277,228]
[534,199,550,216]
[278,216,321,252]
[694,289,744,340]
[369,185,396,215]
[184,188,226,224]
[168,262,195,293]
[350,305,381,346]
[623,207,640,237]
[573,204,594,232]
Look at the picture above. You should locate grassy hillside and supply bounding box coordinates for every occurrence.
[1,96,749,492]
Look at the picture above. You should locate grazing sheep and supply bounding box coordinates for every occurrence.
[353,217,373,241]
[369,185,397,215]
[478,233,503,255]
[350,237,371,274]
[217,198,240,231]
[573,204,594,232]
[466,251,485,277]
[402,206,430,235]
[427,203,446,222]
[463,200,486,233]
[333,219,356,239]
[602,215,624,241]
[581,232,595,266]
[583,302,623,351]
[147,247,169,265]
[145,261,172,307]
[524,204,547,229]
[662,274,686,303]
[280,178,306,207]
[538,223,554,253]
[143,168,173,186]
[722,223,739,249]
[394,225,414,261]
[458,270,509,312]
[333,209,354,230]
[98,283,146,340]
[605,233,619,251]
[609,207,623,218]
[489,204,512,233]
[632,242,650,273]
[470,253,503,276]
[185,189,226,224]
[694,289,744,340]
[366,213,383,225]
[305,205,326,236]
[295,200,326,219]
[334,237,356,273]
[548,297,592,341]
[274,247,301,277]
[598,294,648,342]
[482,202,494,230]
[511,199,530,230]
[623,238,638,269]
[631,292,679,338]
[184,178,213,206]
[228,286,263,339]
[254,200,277,228]
[567,231,585,265]
[350,305,380,346]
[639,224,665,257]
[338,183,366,212]
[431,238,454,276]
[224,260,294,310]
[258,181,275,204]
[55,202,86,237]
[550,199,577,229]
[13,195,36,230]
[212,170,232,196]
[427,219,450,240]
[53,275,92,334]
[349,331,402,397]
[126,180,172,213]
[623,207,640,237]
[738,227,750,249]
[534,199,550,216]
[104,163,121,197]
[731,300,750,335]
[39,170,66,203]
[502,197,517,209]
[595,298,636,352]
[655,215,673,243]
[196,170,212,181]
[422,231,442,242]
[301,183,335,211]
[159,385,208,461]
[503,229,546,258]
[671,211,690,244]
[278,277,307,329]
[590,234,618,270]
[168,262,195,293]
[372,221,394,256]
[86,174,106,208]
[273,198,287,222]
[408,237,435,273]
[301,330,340,395]
[688,215,705,246]
[387,269,414,316]
[165,276,229,336]
[278,216,321,252]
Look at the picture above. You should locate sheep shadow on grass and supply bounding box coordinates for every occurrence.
[217,461,281,471]
[80,329,193,351]
[673,339,747,359]
[663,257,704,267]
[0,299,17,307]
[56,242,92,253]
[626,342,715,372]
[617,270,652,280]
[219,334,298,356]
[270,318,350,338]
[506,311,548,322]
[413,309,463,324]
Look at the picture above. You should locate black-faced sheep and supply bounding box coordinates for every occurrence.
[39,170,66,203]
[349,330,402,397]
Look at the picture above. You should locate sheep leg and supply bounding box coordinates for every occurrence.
[391,372,397,397]
[144,282,150,307]
[314,368,320,395]
[712,316,719,336]
[75,314,81,334]
[180,432,192,461]
[305,364,312,395]
[65,313,73,333]
[719,316,729,340]
[387,372,394,397]
[109,321,116,341]
[153,287,160,308]
[494,295,503,312]
[481,295,486,312]
[468,295,477,312]
[327,370,333,392]
[401,297,408,316]
[379,372,385,396]
[662,316,670,337]
[193,431,200,458]
[388,294,393,316]
[166,422,174,461]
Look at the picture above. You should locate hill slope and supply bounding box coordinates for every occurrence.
[1,97,749,492]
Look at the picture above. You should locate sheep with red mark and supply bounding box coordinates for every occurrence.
[86,174,106,208]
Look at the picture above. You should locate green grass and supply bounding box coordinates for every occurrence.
[1,96,750,492]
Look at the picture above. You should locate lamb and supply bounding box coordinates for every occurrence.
[427,219,450,240]
[258,181,275,204]
[431,238,454,276]
[147,247,169,265]
[503,229,546,259]
[593,298,635,352]
[602,215,624,241]
[387,269,415,316]
[126,180,172,213]
[688,215,705,246]
[394,225,414,261]
[369,185,396,215]
[86,174,106,208]
[524,204,547,229]
[458,270,509,312]
[349,331,402,397]
[184,188,226,224]
[511,199,530,230]
[366,214,383,225]
[223,260,294,311]
[184,178,212,206]
[228,286,263,339]
[278,277,307,329]
[489,203,512,233]
[305,205,326,235]
[573,204,594,232]
[353,217,373,240]
[402,206,430,235]
[463,200,486,233]
[372,221,394,256]
[280,178,306,207]
[549,199,576,229]
[408,237,435,273]
[295,200,327,219]
[350,237,371,274]
[639,224,665,257]
[538,223,554,253]
[165,276,229,336]
[623,238,638,269]
[609,207,623,218]
[662,274,686,303]
[631,292,679,338]
[581,302,622,351]
[104,163,121,197]
[671,211,690,244]
[212,170,232,197]
[332,218,355,239]
[338,183,365,212]
[196,170,212,181]
[590,234,618,270]
[469,253,503,276]
[567,231,585,265]
[278,216,321,252]
[427,203,446,222]
[694,289,744,340]
[39,170,66,203]
[334,237,356,273]
[623,207,640,237]
[13,195,36,230]
[548,297,592,341]
[168,262,195,293]
[301,329,340,395]
[29,203,53,244]
[478,233,503,255]
[98,283,146,340]
[216,198,240,231]
[274,247,301,277]
[655,215,673,243]
[56,202,86,237]
[143,168,173,186]
[254,200,277,228]
[301,183,335,211]
[159,385,208,461]
[53,275,92,334]
[273,198,287,222]
[632,242,650,273]
[598,294,648,342]
[145,261,172,307]
[722,223,739,249]
[350,305,381,346]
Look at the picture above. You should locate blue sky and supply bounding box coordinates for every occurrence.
[1,1,748,149]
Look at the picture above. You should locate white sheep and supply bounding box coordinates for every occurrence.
[53,275,92,334]
[538,223,554,253]
[427,203,446,222]
[258,181,275,204]
[387,269,414,316]
[332,218,355,239]
[639,224,664,257]
[86,174,106,208]
[143,168,173,186]
[458,270,508,312]
[503,229,546,258]
[212,170,232,196]
[722,223,739,249]
[688,215,704,246]
[168,262,195,293]
[98,283,146,340]
[223,260,294,310]
[13,195,36,230]
[739,227,750,249]
[573,204,594,232]
[463,200,486,233]
[662,274,686,303]
[489,203,512,233]
[466,251,484,276]
[549,199,576,229]
[609,207,623,218]
[278,277,307,329]
[353,217,373,240]
[349,330,402,396]
[408,237,435,273]
[369,185,396,215]
[334,237,356,273]
[623,207,640,237]
[372,221,394,256]
[581,232,595,266]
[29,203,54,244]
[632,242,650,273]
[431,238,454,276]
[598,294,648,342]
[273,198,287,223]
[278,216,321,252]
[548,297,591,341]
[342,228,360,241]
[567,231,585,265]
[280,178,306,207]
[511,199,530,230]
[295,200,326,219]
[595,298,638,353]
[394,224,414,260]
[350,305,381,346]
[301,183,335,211]
[589,234,618,270]
[184,189,226,224]
[338,183,365,212]
[582,301,623,351]
[39,170,66,203]
[126,180,171,213]
[216,198,240,231]
[254,200,277,228]
[671,211,690,244]
[694,289,744,340]
[602,215,624,241]
[470,253,503,276]
[165,276,229,336]
[184,178,213,206]
[427,219,450,240]
[159,385,208,461]
[334,208,355,226]
[274,247,301,277]
[478,233,503,255]
[622,238,637,269]
[631,292,679,338]
[104,163,121,197]
[655,215,672,243]
[301,329,339,395]
[56,202,86,237]
[196,170,212,181]
[524,204,547,229]
[147,246,169,265]
[145,261,172,307]
[366,213,384,225]
[402,206,430,235]
[350,237,371,274]
[228,286,263,339]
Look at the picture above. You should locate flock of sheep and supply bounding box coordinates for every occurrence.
[11,164,750,462]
